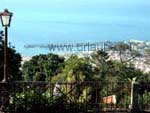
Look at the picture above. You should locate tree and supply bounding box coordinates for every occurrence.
[51,55,94,82]
[22,53,65,81]
[51,55,94,107]
[89,50,146,106]
[0,30,22,81]
[112,61,144,82]
[33,72,46,81]
[89,50,116,81]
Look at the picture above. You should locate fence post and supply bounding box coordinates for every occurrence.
[132,83,139,112]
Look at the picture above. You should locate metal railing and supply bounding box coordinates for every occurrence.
[0,81,150,113]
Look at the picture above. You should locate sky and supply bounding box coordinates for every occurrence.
[0,0,150,56]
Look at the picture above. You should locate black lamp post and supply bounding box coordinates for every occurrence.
[0,9,13,82]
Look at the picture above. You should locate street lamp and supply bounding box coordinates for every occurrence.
[0,9,13,82]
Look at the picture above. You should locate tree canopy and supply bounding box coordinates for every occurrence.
[22,53,65,81]
[51,55,94,82]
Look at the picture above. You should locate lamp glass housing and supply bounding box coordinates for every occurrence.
[1,15,11,26]
[0,9,12,27]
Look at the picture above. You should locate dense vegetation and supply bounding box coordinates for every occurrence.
[9,50,149,112]
[22,50,149,83]
[22,53,64,81]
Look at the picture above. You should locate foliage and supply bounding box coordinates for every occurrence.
[51,55,94,82]
[138,91,150,110]
[33,72,46,81]
[138,73,150,82]
[22,53,65,81]
[111,61,144,82]
[89,50,144,82]
[51,55,95,107]
[8,49,149,112]
[0,30,22,81]
[8,83,87,113]
[90,50,114,81]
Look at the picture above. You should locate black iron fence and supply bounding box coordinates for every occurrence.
[0,81,150,113]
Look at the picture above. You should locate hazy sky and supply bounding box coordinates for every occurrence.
[0,0,150,56]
